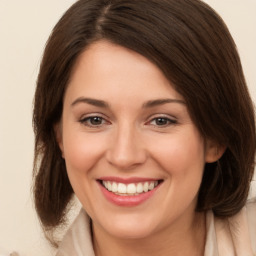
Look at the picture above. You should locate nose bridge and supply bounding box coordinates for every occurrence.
[106,120,146,169]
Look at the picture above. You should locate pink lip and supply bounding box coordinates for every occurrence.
[98,178,162,207]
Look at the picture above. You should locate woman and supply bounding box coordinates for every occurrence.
[33,0,256,255]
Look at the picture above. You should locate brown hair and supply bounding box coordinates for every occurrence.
[33,0,255,240]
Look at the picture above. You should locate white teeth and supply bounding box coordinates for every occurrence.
[136,183,143,193]
[127,183,136,194]
[107,181,112,191]
[148,182,154,190]
[102,180,159,195]
[112,182,118,192]
[117,183,127,194]
[143,182,149,192]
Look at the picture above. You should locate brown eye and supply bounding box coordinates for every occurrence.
[89,116,103,125]
[155,118,169,126]
[148,117,177,127]
[80,116,106,127]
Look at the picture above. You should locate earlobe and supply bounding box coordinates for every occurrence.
[54,122,65,158]
[205,140,226,163]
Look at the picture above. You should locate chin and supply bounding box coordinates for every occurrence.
[94,212,159,240]
[106,224,155,240]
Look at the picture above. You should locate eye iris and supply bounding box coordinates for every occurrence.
[156,118,168,125]
[90,117,102,125]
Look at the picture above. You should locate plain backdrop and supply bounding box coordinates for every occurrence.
[0,0,255,255]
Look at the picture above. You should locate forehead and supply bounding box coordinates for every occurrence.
[65,40,184,104]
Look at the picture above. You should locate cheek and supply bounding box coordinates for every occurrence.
[150,131,206,213]
[148,130,205,177]
[62,127,106,176]
[62,128,108,208]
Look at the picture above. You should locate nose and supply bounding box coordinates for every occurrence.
[105,123,147,170]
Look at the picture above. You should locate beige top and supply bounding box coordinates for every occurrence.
[56,197,256,256]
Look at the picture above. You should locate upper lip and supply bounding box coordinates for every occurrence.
[97,176,162,184]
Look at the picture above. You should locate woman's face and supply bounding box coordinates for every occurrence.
[58,40,217,239]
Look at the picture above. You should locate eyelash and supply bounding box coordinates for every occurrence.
[147,116,177,127]
[79,115,109,127]
[79,114,177,129]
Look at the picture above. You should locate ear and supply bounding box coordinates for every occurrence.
[205,139,226,163]
[54,122,65,158]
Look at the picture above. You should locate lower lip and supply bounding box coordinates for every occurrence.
[99,183,161,207]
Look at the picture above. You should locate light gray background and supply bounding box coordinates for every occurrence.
[0,0,255,255]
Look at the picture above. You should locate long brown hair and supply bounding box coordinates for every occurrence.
[33,0,255,242]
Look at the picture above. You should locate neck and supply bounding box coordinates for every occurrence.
[92,211,206,256]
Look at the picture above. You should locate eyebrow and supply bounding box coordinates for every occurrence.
[142,98,185,108]
[71,97,185,108]
[71,97,110,108]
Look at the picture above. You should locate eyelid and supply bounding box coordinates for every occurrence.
[145,114,177,126]
[79,113,111,127]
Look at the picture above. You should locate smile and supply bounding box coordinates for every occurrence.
[101,181,159,196]
[98,178,163,206]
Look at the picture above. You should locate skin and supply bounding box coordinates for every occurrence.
[57,40,222,256]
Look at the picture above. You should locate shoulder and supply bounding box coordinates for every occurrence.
[205,197,256,256]
[56,208,95,256]
[216,197,256,255]
[245,196,256,248]
[246,195,256,210]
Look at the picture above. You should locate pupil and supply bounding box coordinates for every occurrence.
[91,117,102,125]
[156,118,167,125]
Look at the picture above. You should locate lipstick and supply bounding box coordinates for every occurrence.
[97,177,162,207]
